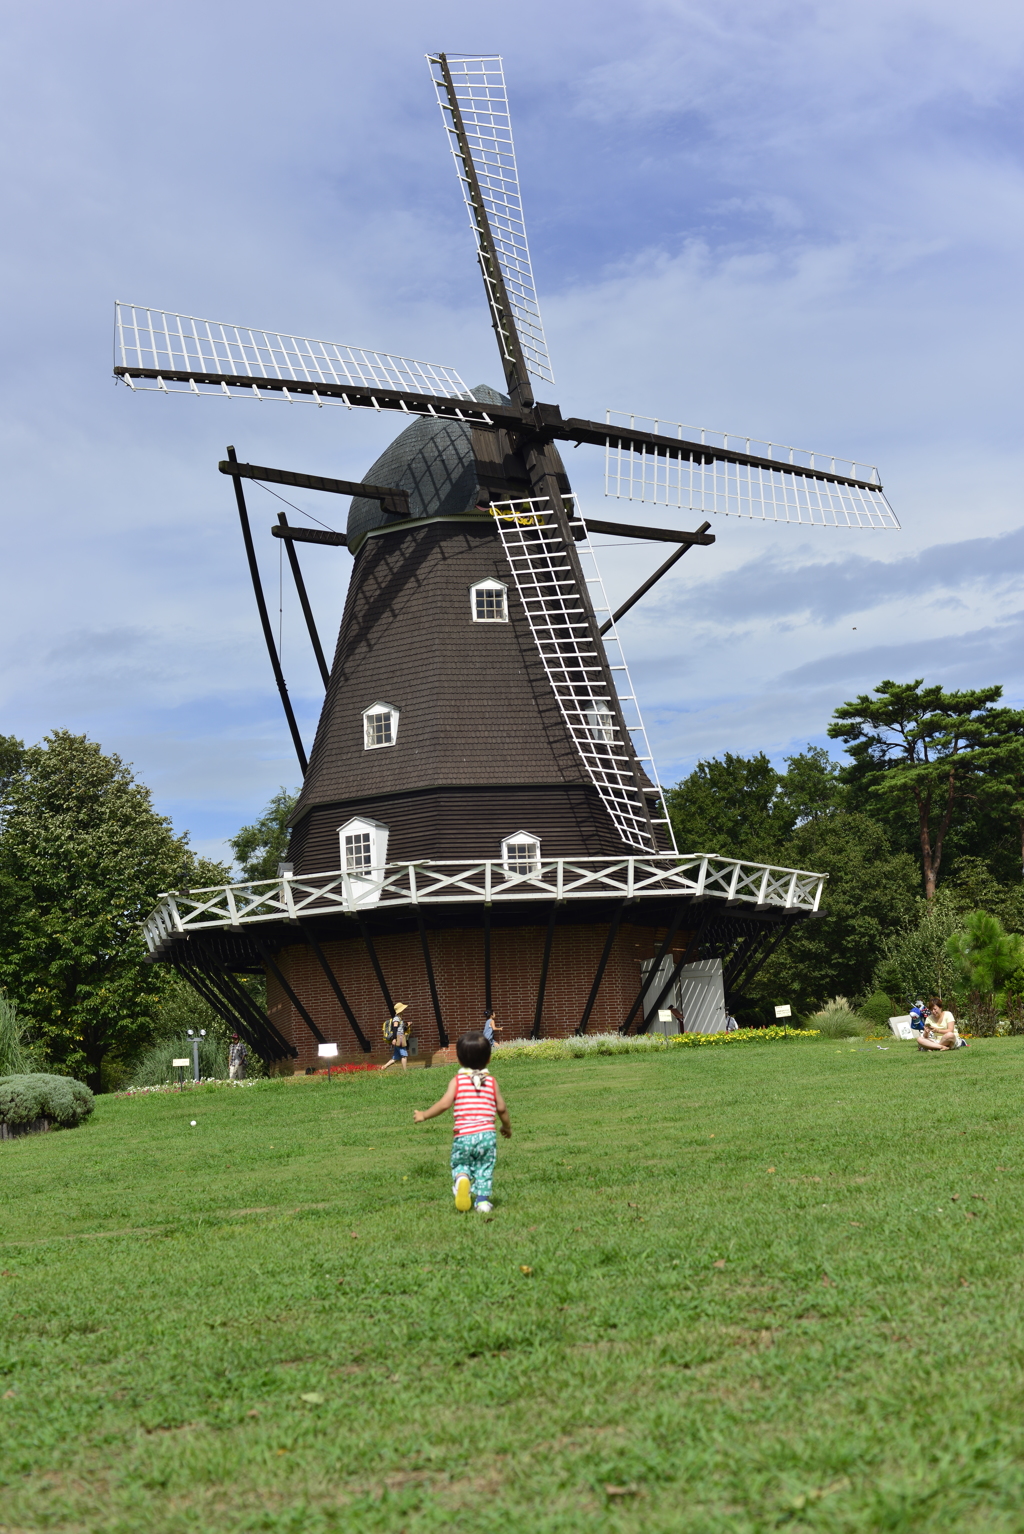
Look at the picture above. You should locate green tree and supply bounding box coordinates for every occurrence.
[0,731,225,1091]
[777,745,848,825]
[972,707,1024,875]
[873,889,966,1004]
[667,752,792,864]
[229,787,299,880]
[945,910,1024,999]
[828,679,1001,900]
[750,811,919,1014]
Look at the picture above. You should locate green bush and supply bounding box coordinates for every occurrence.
[807,999,872,1039]
[0,1073,94,1129]
[0,991,36,1075]
[858,990,897,1030]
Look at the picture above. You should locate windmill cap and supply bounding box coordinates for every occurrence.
[393,1002,408,1012]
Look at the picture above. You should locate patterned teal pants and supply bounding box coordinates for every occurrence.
[451,1131,497,1201]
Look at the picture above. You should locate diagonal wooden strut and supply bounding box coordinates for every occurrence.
[530,904,559,1039]
[276,514,330,688]
[256,940,326,1045]
[599,521,712,635]
[575,898,631,1035]
[416,907,448,1049]
[297,923,370,1051]
[226,446,307,775]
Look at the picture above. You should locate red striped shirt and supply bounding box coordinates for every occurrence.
[452,1071,497,1137]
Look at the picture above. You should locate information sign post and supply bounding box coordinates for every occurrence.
[318,1041,339,1082]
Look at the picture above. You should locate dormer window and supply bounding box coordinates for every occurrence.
[363,701,399,749]
[501,831,541,875]
[338,816,390,904]
[471,578,508,622]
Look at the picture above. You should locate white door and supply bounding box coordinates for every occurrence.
[643,956,726,1034]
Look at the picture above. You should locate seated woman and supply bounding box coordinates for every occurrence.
[917,996,964,1050]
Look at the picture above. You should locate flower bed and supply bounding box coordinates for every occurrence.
[115,1078,260,1097]
[492,1026,815,1062]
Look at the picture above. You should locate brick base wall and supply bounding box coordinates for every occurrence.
[266,921,693,1070]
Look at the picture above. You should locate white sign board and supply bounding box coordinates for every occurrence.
[657,1010,673,1023]
[774,1005,792,1019]
[888,1015,916,1041]
[317,1042,339,1058]
[172,1058,190,1068]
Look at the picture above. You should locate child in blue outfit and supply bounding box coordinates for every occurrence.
[413,1032,511,1212]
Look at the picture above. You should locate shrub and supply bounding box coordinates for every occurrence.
[807,998,871,1039]
[859,990,896,1030]
[0,991,35,1075]
[129,1035,229,1087]
[0,1073,94,1129]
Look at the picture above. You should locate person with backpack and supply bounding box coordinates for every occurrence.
[380,1003,410,1071]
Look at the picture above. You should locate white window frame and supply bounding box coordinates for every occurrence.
[501,830,541,875]
[585,695,616,744]
[362,701,399,750]
[338,816,390,906]
[470,578,509,623]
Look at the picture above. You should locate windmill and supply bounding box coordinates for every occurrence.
[125,55,897,1065]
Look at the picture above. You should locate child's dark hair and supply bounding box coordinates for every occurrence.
[456,1031,492,1069]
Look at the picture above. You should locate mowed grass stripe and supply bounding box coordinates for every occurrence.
[1,1041,1022,1532]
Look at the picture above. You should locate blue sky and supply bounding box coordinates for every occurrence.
[2,0,1023,863]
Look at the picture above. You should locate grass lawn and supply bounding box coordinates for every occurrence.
[2,1038,1024,1532]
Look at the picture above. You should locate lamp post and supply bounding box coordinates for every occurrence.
[186,1029,207,1083]
[317,1041,339,1082]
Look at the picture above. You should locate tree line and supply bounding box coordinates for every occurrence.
[668,678,1024,1023]
[2,676,1023,1086]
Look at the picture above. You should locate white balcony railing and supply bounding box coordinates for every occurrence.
[142,853,826,954]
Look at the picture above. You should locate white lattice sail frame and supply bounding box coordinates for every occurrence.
[604,410,899,529]
[114,303,470,401]
[428,55,554,385]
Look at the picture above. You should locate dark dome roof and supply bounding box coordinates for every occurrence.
[347,384,509,544]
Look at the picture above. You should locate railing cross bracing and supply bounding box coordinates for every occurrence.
[141,853,827,953]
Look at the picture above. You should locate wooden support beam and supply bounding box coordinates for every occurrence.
[277,514,330,688]
[226,446,307,775]
[416,907,448,1049]
[619,904,690,1034]
[584,518,715,546]
[575,898,631,1035]
[599,521,712,636]
[256,940,326,1045]
[531,905,559,1039]
[298,923,370,1051]
[220,458,409,518]
[272,524,347,548]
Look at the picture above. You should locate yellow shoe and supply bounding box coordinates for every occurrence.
[454,1175,472,1212]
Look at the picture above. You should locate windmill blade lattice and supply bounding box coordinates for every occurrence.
[604,411,899,529]
[114,303,469,401]
[428,55,554,386]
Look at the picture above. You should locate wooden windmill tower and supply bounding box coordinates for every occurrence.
[123,55,897,1065]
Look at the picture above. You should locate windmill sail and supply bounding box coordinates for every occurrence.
[604,410,899,529]
[113,303,471,405]
[428,54,554,387]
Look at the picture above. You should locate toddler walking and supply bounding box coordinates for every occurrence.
[413,1032,511,1213]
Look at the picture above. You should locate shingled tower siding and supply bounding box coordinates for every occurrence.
[267,922,693,1067]
[287,385,642,869]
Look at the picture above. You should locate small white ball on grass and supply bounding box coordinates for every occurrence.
[190,1120,197,1127]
